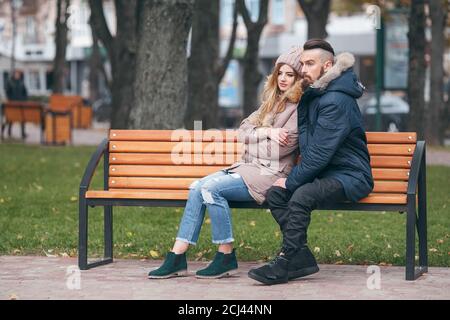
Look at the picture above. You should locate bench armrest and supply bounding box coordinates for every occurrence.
[80,138,108,191]
[407,140,426,196]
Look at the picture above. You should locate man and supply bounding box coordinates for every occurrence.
[248,39,374,285]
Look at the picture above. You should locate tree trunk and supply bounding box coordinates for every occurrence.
[129,0,194,129]
[427,0,447,145]
[237,0,269,118]
[407,0,426,139]
[88,31,102,104]
[88,0,137,129]
[297,0,331,39]
[53,0,70,93]
[184,0,220,129]
[241,28,264,118]
[184,0,238,129]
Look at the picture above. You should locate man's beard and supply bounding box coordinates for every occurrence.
[302,66,326,90]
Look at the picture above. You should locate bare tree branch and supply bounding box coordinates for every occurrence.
[88,0,114,56]
[216,0,238,81]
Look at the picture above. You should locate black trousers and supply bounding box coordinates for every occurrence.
[265,177,347,252]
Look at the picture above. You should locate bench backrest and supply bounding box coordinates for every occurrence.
[3,101,44,124]
[107,130,417,204]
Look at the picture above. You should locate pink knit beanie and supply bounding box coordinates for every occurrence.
[275,46,303,75]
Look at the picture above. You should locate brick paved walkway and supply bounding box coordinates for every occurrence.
[1,256,449,300]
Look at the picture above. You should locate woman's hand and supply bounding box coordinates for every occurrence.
[267,128,289,146]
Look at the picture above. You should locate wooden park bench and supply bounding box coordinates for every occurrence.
[79,130,427,280]
[1,101,45,142]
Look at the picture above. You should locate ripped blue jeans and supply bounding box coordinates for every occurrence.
[176,170,254,245]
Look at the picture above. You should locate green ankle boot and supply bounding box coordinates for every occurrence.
[148,252,188,279]
[196,249,238,279]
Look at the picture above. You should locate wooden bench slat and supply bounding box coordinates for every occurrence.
[109,141,415,157]
[109,141,242,153]
[367,144,416,156]
[109,130,416,144]
[372,181,408,193]
[110,130,239,142]
[86,189,189,200]
[109,177,197,189]
[109,165,226,177]
[357,193,407,204]
[108,177,408,193]
[86,189,407,204]
[370,156,412,168]
[372,168,410,181]
[109,165,410,181]
[109,153,412,168]
[366,132,417,144]
[109,153,240,165]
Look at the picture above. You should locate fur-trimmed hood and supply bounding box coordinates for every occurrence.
[311,52,356,90]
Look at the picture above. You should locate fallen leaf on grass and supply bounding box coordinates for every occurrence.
[149,250,160,258]
[379,262,392,266]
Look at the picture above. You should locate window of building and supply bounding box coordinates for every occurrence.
[271,0,285,25]
[24,15,37,44]
[27,70,41,91]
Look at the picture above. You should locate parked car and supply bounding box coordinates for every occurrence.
[361,93,409,132]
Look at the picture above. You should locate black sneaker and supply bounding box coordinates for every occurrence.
[148,252,188,279]
[196,249,238,279]
[287,246,319,280]
[247,255,289,285]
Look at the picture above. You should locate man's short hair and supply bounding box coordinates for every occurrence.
[303,39,335,56]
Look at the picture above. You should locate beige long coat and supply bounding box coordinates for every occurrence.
[225,101,299,204]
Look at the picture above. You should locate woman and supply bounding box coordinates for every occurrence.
[148,47,303,279]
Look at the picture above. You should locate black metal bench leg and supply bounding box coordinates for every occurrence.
[104,206,113,260]
[417,153,428,275]
[78,199,113,270]
[405,198,416,281]
[79,198,88,270]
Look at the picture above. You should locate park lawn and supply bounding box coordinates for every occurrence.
[0,143,449,267]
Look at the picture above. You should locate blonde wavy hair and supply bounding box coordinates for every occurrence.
[249,63,303,127]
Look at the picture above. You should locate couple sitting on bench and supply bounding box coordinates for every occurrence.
[148,39,374,285]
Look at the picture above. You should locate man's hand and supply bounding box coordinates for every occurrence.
[272,178,287,189]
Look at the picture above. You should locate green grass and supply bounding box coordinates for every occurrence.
[0,142,449,266]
